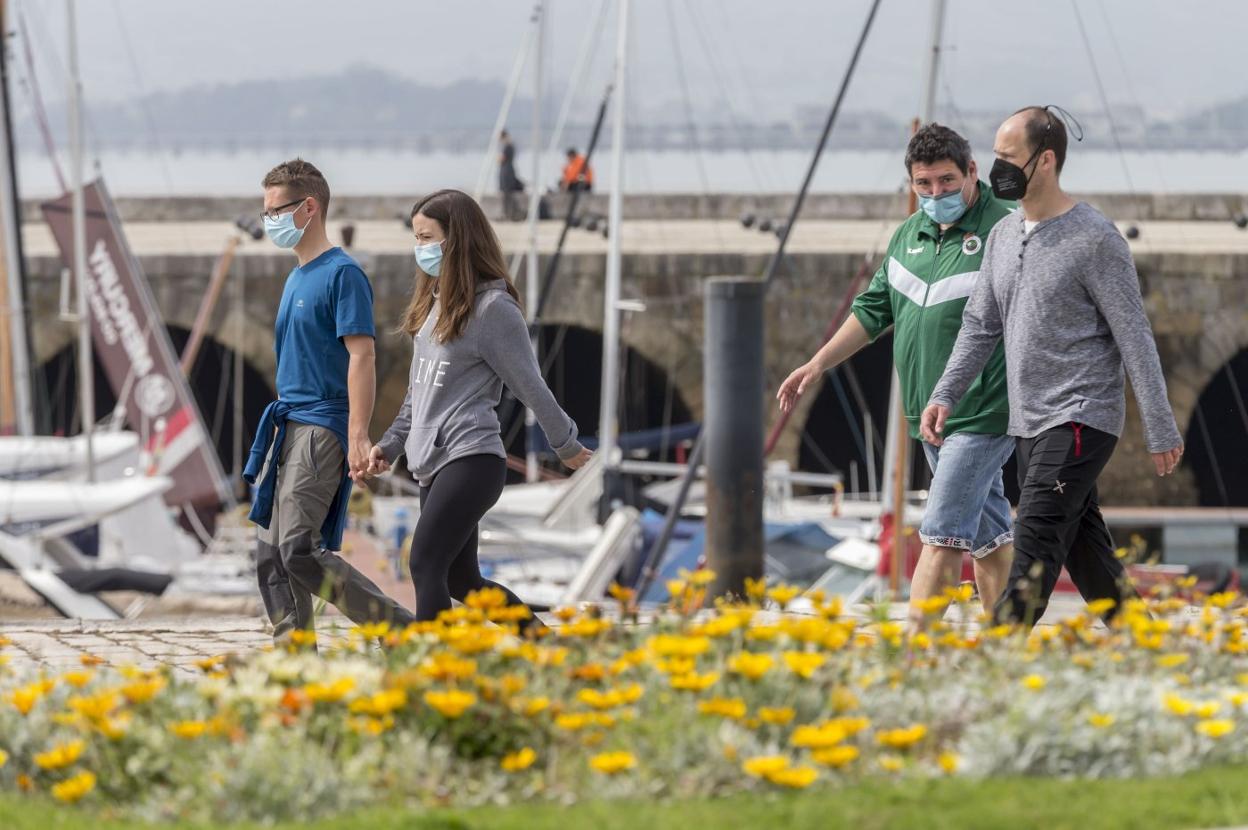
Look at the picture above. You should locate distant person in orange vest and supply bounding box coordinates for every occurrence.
[560,148,593,193]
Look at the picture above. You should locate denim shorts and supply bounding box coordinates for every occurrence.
[919,431,1015,559]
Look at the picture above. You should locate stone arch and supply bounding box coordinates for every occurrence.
[36,324,274,476]
[1184,346,1248,506]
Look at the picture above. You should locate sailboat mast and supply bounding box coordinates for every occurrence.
[882,0,946,595]
[0,0,33,436]
[598,0,628,479]
[524,2,545,483]
[67,0,94,480]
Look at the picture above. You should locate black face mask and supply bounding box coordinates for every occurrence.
[989,143,1044,201]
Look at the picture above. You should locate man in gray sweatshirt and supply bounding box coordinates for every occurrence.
[921,106,1184,627]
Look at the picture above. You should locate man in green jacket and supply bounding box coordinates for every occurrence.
[777,124,1014,627]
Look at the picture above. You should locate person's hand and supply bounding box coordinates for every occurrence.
[776,362,822,414]
[1151,442,1184,477]
[347,435,371,481]
[564,447,593,470]
[920,403,950,446]
[366,445,391,476]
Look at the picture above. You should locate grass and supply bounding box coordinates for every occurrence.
[5,765,1248,830]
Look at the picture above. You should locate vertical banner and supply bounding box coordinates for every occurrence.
[40,178,231,507]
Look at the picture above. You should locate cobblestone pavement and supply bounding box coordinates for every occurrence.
[0,595,1116,677]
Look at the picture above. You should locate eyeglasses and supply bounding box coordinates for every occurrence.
[261,197,305,222]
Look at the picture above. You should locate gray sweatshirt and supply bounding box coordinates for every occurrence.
[929,202,1181,452]
[377,279,583,484]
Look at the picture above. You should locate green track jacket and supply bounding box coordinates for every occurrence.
[850,181,1012,439]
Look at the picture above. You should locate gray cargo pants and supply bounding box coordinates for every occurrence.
[254,422,415,639]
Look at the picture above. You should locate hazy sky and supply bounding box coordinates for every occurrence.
[20,0,1248,124]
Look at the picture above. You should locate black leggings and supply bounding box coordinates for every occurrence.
[410,454,535,627]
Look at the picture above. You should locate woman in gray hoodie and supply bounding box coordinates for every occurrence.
[367,189,592,628]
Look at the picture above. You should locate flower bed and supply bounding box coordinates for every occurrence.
[1,577,1246,824]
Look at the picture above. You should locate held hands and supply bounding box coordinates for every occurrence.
[776,362,822,414]
[347,435,372,483]
[919,403,950,447]
[349,444,391,484]
[1151,442,1184,477]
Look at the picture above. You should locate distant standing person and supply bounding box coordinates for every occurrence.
[246,158,414,642]
[561,147,593,192]
[923,106,1184,628]
[498,130,525,221]
[366,189,591,629]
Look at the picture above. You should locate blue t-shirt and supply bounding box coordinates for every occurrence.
[273,247,375,404]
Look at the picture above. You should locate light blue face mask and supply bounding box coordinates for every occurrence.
[919,188,968,225]
[263,199,310,249]
[414,240,444,277]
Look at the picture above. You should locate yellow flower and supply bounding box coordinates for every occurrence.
[61,670,94,688]
[745,624,781,643]
[744,576,768,604]
[589,751,636,775]
[1163,693,1195,717]
[759,706,796,725]
[558,618,613,638]
[51,771,96,803]
[765,765,818,788]
[812,745,859,768]
[1156,653,1189,669]
[347,715,394,736]
[742,755,790,778]
[1085,598,1117,617]
[424,689,477,719]
[79,654,106,667]
[727,652,773,681]
[420,652,478,682]
[97,714,132,740]
[938,752,960,774]
[697,697,747,720]
[68,690,120,721]
[0,749,7,767]
[665,580,688,599]
[194,655,225,673]
[518,696,551,716]
[304,677,356,703]
[944,583,975,604]
[876,724,928,750]
[121,677,166,705]
[1196,719,1235,739]
[169,720,209,740]
[464,586,509,610]
[500,747,537,772]
[1088,713,1115,729]
[288,629,318,647]
[913,595,951,615]
[8,683,45,716]
[1207,592,1238,609]
[791,722,847,749]
[783,651,826,679]
[648,634,711,658]
[1022,674,1047,691]
[348,688,408,717]
[766,584,801,609]
[34,739,86,770]
[682,568,716,587]
[607,583,635,604]
[1194,701,1223,719]
[670,671,720,692]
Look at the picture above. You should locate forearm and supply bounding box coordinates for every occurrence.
[346,352,375,440]
[810,314,872,373]
[929,331,998,409]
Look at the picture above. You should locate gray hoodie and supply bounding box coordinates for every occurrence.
[377,279,583,484]
[929,202,1181,452]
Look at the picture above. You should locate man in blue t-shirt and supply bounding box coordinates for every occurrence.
[244,159,414,641]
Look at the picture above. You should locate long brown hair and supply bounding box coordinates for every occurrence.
[399,189,521,342]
